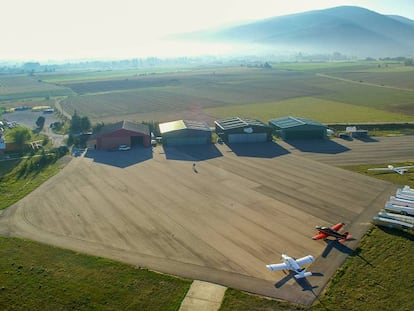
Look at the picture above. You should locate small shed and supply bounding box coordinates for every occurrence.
[159,120,212,146]
[269,116,327,140]
[215,117,272,143]
[345,126,368,138]
[88,120,150,150]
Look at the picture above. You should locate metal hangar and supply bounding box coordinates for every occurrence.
[215,117,272,143]
[158,120,212,146]
[269,116,327,140]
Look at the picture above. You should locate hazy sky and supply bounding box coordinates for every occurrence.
[2,0,414,61]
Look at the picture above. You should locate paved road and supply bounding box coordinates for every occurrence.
[0,136,412,305]
[277,135,414,166]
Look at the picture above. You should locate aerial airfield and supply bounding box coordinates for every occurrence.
[1,61,414,308]
[1,134,409,305]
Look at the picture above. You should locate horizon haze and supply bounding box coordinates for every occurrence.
[2,0,414,62]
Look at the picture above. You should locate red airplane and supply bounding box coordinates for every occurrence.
[312,222,352,243]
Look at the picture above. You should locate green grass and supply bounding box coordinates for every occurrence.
[340,162,414,185]
[220,289,308,311]
[0,154,68,210]
[312,227,414,311]
[0,237,191,311]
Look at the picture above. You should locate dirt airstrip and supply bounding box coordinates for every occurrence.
[1,136,412,305]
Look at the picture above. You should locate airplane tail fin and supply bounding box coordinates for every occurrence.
[294,271,312,279]
[340,232,352,243]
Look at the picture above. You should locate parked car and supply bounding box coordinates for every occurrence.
[118,144,131,151]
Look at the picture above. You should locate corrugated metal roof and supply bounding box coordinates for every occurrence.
[215,117,269,130]
[269,116,326,129]
[159,120,211,134]
[96,120,150,137]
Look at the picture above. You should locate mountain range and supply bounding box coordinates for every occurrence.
[178,6,414,58]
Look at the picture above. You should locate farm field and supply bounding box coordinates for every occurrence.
[54,63,414,124]
[2,62,414,125]
[0,75,74,101]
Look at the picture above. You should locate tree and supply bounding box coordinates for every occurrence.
[404,58,414,66]
[70,112,91,134]
[9,127,32,147]
[70,111,82,134]
[80,116,91,133]
[36,116,46,129]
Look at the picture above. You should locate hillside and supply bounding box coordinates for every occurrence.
[179,6,414,58]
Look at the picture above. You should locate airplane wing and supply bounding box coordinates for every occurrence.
[368,167,390,171]
[266,262,288,271]
[331,223,344,231]
[295,255,314,266]
[312,232,328,240]
[397,165,414,169]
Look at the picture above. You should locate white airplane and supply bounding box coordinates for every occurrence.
[266,254,314,279]
[367,165,414,175]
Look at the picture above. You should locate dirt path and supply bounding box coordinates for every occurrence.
[316,73,414,92]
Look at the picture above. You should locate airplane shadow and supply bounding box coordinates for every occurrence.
[274,271,294,288]
[322,240,374,266]
[295,275,321,292]
[274,271,323,291]
[350,247,374,267]
[321,239,355,258]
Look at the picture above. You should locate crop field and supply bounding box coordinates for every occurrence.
[54,63,414,124]
[326,70,414,89]
[0,75,74,101]
[36,66,195,84]
[2,62,414,124]
[204,97,414,123]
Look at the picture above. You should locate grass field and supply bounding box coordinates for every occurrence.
[0,155,69,210]
[0,237,190,311]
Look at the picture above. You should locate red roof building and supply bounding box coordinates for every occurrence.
[88,120,150,150]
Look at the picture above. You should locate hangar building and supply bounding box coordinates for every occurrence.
[159,120,212,146]
[88,120,151,150]
[215,117,272,143]
[269,116,327,140]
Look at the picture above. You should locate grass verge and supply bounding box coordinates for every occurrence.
[0,237,191,311]
[0,153,69,210]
